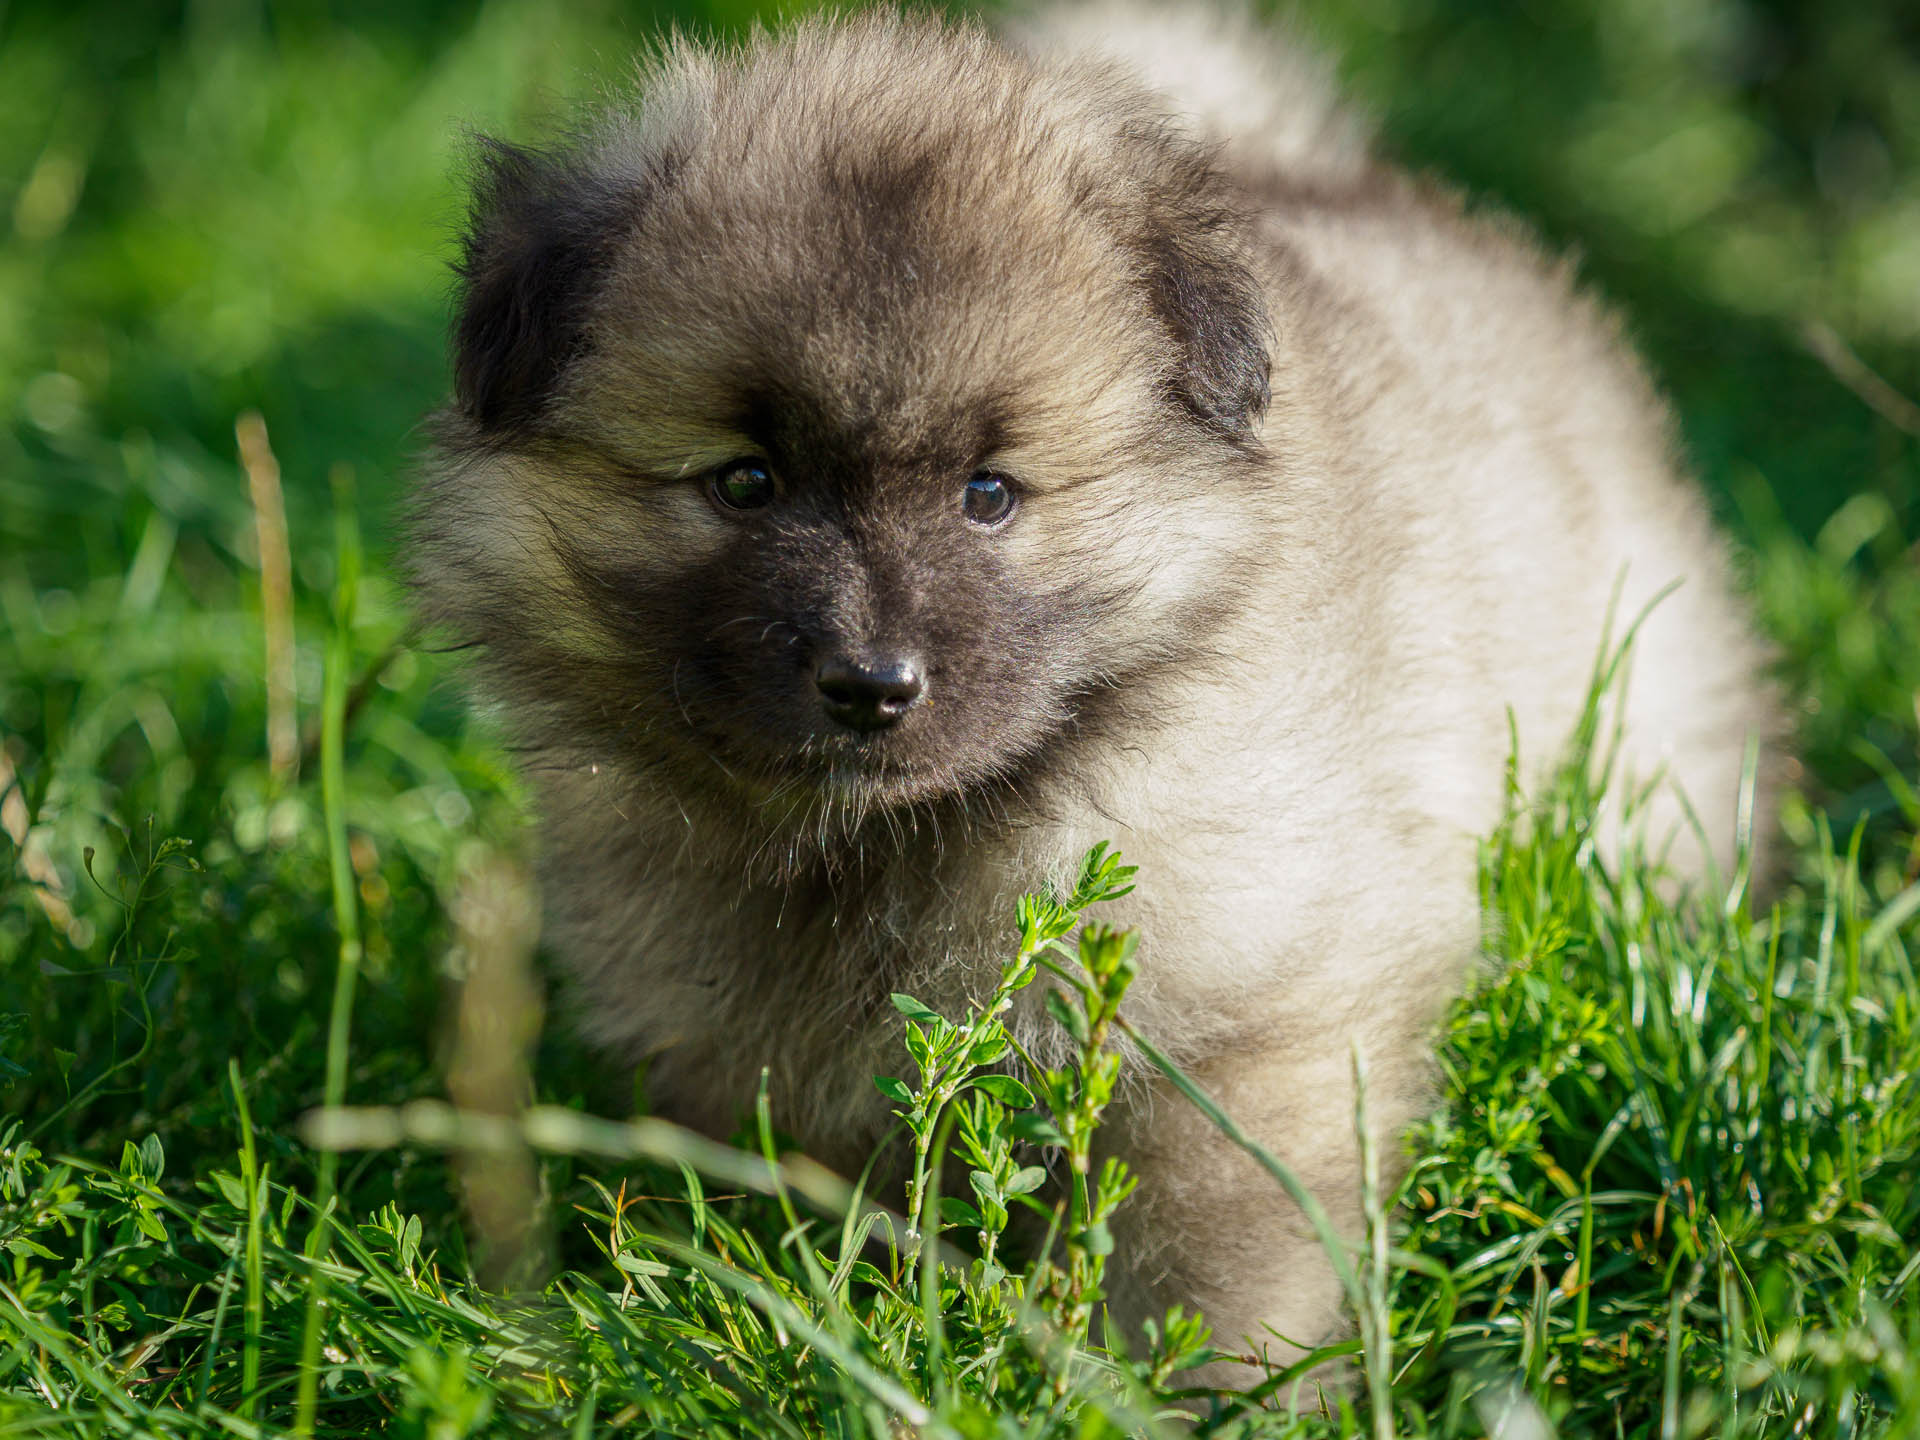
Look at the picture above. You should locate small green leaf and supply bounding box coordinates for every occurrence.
[1008,1113,1065,1147]
[211,1171,247,1210]
[968,1030,1008,1066]
[970,1074,1035,1108]
[872,1075,914,1105]
[1045,989,1090,1045]
[890,993,943,1026]
[939,1197,983,1228]
[139,1134,165,1182]
[903,1022,931,1070]
[1075,1221,1114,1256]
[1005,1165,1048,1195]
[132,1204,169,1244]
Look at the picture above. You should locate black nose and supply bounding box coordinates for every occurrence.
[815,654,925,732]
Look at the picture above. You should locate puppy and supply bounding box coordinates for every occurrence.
[411,3,1782,1378]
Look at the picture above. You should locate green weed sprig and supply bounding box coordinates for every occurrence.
[1026,919,1141,1358]
[874,841,1138,1268]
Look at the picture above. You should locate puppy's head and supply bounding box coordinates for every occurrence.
[416,12,1277,859]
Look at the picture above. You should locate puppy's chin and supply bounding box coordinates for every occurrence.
[642,715,1041,873]
[719,729,1006,812]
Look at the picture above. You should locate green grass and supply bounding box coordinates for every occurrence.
[3,1,1918,1435]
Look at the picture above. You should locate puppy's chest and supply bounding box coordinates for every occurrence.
[627,863,1020,1152]
[644,859,1004,1042]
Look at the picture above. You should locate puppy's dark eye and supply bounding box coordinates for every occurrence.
[709,459,776,512]
[962,471,1017,528]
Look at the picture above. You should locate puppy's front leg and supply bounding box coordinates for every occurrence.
[1101,1037,1433,1388]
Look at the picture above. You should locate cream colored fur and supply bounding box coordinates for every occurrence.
[1003,6,1777,1376]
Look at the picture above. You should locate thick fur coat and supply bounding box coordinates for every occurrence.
[412,3,1782,1376]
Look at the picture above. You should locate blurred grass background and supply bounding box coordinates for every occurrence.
[6,0,1917,554]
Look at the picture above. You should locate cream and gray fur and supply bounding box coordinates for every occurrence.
[412,3,1781,1379]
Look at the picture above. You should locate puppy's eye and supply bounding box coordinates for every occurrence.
[709,460,776,512]
[962,471,1017,528]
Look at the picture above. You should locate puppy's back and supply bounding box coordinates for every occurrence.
[1011,0,1370,182]
[1025,1,1781,882]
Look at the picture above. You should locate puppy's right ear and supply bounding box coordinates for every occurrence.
[452,138,643,436]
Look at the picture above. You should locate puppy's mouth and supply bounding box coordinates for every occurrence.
[685,707,1004,819]
[669,664,933,781]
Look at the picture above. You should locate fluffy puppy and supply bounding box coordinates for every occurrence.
[411,3,1782,1378]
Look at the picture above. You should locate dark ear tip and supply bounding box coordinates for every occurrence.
[1131,163,1273,437]
[448,135,643,438]
[466,135,542,206]
[1170,267,1273,436]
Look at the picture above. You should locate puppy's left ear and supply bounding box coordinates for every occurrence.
[1134,172,1273,438]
